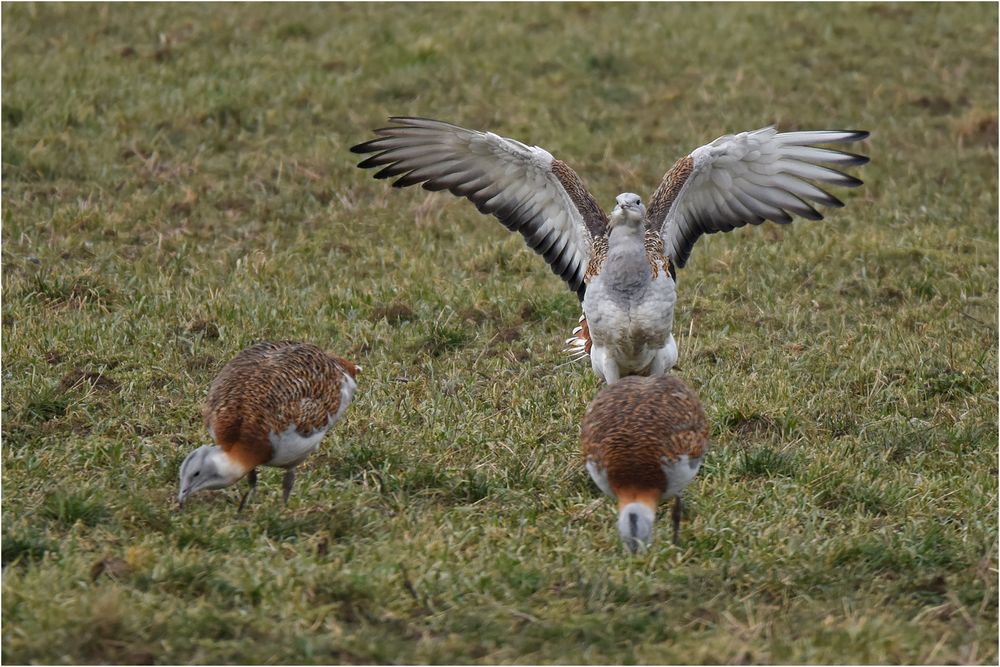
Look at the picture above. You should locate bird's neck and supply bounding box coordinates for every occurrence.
[214,446,256,480]
[609,221,645,246]
[616,486,661,510]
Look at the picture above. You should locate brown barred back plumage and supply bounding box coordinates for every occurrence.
[550,159,609,239]
[584,234,609,283]
[642,228,670,280]
[581,374,708,491]
[645,155,694,236]
[204,341,359,469]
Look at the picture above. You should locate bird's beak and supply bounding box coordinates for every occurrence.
[178,490,187,509]
[355,365,363,375]
[624,535,646,554]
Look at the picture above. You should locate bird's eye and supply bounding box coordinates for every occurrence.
[193,471,200,477]
[636,198,642,204]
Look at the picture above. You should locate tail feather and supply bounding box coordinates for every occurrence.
[561,312,592,361]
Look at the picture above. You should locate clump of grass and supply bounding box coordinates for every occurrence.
[735,447,797,478]
[275,22,314,41]
[19,271,116,310]
[2,102,24,126]
[921,362,985,399]
[418,325,470,357]
[41,491,110,528]
[307,570,377,615]
[182,318,221,339]
[1,535,55,566]
[721,410,783,441]
[448,470,495,504]
[58,369,119,393]
[370,302,416,325]
[955,109,998,147]
[20,384,72,424]
[812,473,892,515]
[260,507,362,542]
[830,525,963,575]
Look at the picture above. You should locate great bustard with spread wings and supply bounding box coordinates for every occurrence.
[352,118,868,383]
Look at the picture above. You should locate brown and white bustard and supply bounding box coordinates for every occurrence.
[177,341,360,512]
[581,374,709,552]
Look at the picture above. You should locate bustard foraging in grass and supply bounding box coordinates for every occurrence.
[581,374,709,552]
[178,341,360,512]
[352,117,869,383]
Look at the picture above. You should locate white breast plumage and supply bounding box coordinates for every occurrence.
[661,454,703,499]
[268,425,330,468]
[267,371,357,468]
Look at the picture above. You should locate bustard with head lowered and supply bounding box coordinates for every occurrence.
[581,373,709,552]
[178,341,360,512]
[352,118,869,383]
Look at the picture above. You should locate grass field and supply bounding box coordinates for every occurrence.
[2,3,997,664]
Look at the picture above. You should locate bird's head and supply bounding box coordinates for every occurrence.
[618,501,656,554]
[610,192,646,228]
[177,445,244,507]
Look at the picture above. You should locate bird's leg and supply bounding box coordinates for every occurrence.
[671,495,683,545]
[590,346,620,384]
[649,354,668,377]
[237,469,258,514]
[650,336,679,376]
[282,468,296,506]
[602,356,621,384]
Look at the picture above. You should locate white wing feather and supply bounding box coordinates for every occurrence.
[651,127,869,269]
[352,118,608,297]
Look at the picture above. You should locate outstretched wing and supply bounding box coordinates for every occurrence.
[646,127,869,270]
[351,117,608,298]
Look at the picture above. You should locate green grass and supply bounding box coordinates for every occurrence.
[2,2,997,664]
